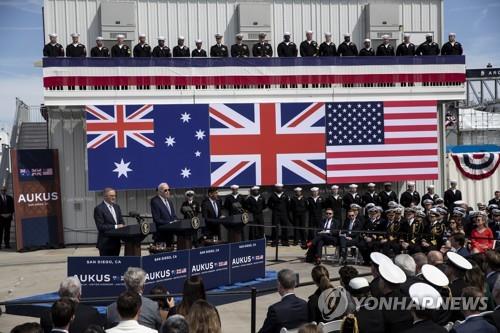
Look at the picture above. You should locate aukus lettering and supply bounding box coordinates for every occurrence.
[18,192,59,203]
[76,274,111,283]
[192,262,214,272]
[232,256,252,265]
[146,270,171,280]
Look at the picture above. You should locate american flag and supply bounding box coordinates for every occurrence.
[209,102,326,186]
[326,101,439,183]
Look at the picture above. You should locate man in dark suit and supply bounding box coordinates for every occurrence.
[444,180,462,211]
[309,208,338,265]
[339,209,364,264]
[94,188,125,256]
[201,187,223,239]
[151,182,177,246]
[40,277,103,333]
[451,287,497,333]
[0,186,14,249]
[259,269,307,333]
[485,279,500,330]
[48,298,75,333]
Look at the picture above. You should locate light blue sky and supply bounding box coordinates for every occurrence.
[0,0,499,124]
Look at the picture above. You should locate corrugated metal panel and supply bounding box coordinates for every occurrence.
[43,0,443,53]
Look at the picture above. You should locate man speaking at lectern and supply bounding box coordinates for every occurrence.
[151,182,177,247]
[94,187,125,256]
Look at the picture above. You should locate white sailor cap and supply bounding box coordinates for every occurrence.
[215,33,223,38]
[427,184,435,189]
[259,32,267,37]
[324,32,332,36]
[96,36,104,41]
[294,187,303,192]
[370,252,392,267]
[409,283,443,310]
[449,32,456,36]
[251,186,260,191]
[447,251,473,271]
[454,200,466,205]
[407,182,415,186]
[49,33,58,38]
[310,187,319,192]
[350,203,361,209]
[403,33,411,38]
[364,38,371,43]
[195,39,203,43]
[379,262,407,284]
[284,32,291,36]
[139,33,146,38]
[178,36,185,40]
[185,190,195,196]
[343,33,351,37]
[367,183,376,187]
[306,30,313,34]
[421,264,449,287]
[450,179,458,184]
[425,33,433,37]
[71,32,80,38]
[384,182,392,186]
[382,34,390,39]
[236,33,244,39]
[349,184,358,189]
[116,34,125,39]
[230,184,239,190]
[348,277,370,294]
[331,185,339,190]
[275,183,284,188]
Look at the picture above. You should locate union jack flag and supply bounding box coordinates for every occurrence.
[209,102,326,186]
[86,105,155,149]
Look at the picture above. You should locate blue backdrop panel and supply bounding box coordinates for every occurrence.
[230,239,266,284]
[189,244,230,290]
[142,250,190,294]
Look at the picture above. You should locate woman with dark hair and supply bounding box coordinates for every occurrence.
[149,285,176,320]
[176,275,206,316]
[186,300,221,333]
[307,265,333,323]
[465,259,495,310]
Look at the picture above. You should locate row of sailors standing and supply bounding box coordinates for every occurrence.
[43,31,463,58]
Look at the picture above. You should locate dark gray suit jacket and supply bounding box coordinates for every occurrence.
[106,295,162,330]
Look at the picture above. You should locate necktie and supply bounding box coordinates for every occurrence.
[212,201,218,217]
[164,199,172,216]
[108,204,117,224]
[324,219,331,230]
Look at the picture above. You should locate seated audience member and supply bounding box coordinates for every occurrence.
[307,265,333,323]
[411,252,428,275]
[177,275,206,316]
[161,315,189,333]
[369,252,393,298]
[106,291,156,333]
[308,208,338,265]
[471,211,494,253]
[394,254,418,296]
[259,269,308,333]
[465,259,495,310]
[450,287,496,333]
[82,326,104,333]
[420,264,453,325]
[298,323,322,333]
[11,323,43,333]
[106,268,162,330]
[338,209,364,264]
[150,285,176,321]
[338,265,358,313]
[186,300,221,333]
[485,250,500,291]
[402,283,446,333]
[445,251,473,321]
[51,298,76,333]
[427,250,444,266]
[449,233,470,257]
[40,277,102,333]
[347,277,385,333]
[485,279,500,330]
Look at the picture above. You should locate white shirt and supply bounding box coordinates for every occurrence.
[323,218,333,231]
[106,320,157,333]
[281,292,295,300]
[275,192,283,198]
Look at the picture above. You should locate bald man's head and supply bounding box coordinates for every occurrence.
[427,250,444,265]
[412,252,428,274]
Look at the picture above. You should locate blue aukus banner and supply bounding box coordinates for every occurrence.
[230,239,266,283]
[67,239,265,297]
[190,243,230,290]
[142,250,189,294]
[67,256,141,298]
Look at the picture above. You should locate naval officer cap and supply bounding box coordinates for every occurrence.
[404,33,411,38]
[343,33,351,37]
[259,32,267,37]
[454,200,466,206]
[384,182,392,186]
[450,179,458,184]
[116,34,125,39]
[236,33,243,39]
[409,282,443,310]
[425,33,433,37]
[427,184,435,189]
[350,203,361,209]
[368,206,379,213]
[284,32,291,36]
[185,190,195,196]
[324,32,332,36]
[195,39,202,43]
[447,251,473,271]
[306,30,313,34]
[370,252,392,267]
[421,264,449,287]
[275,183,284,188]
[349,184,358,189]
[178,36,185,40]
[365,203,375,209]
[348,277,370,295]
[449,32,456,36]
[492,209,500,216]
[435,198,444,204]
[416,211,426,219]
[379,261,407,284]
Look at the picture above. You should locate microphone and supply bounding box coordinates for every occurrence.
[129,211,145,223]
[181,206,194,218]
[232,202,244,214]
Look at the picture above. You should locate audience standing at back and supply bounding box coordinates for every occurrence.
[176,275,206,317]
[186,300,221,333]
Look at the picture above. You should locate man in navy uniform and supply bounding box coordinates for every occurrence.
[245,186,266,240]
[421,184,440,205]
[43,33,64,57]
[0,186,14,249]
[290,187,307,246]
[376,35,395,56]
[90,36,110,57]
[338,33,358,56]
[267,184,291,247]
[318,32,337,56]
[379,182,398,211]
[400,182,420,208]
[191,39,207,57]
[94,187,125,256]
[252,32,273,57]
[133,33,151,57]
[396,33,416,56]
[224,184,246,215]
[111,34,131,57]
[277,32,298,57]
[66,33,86,57]
[231,33,250,57]
[444,180,462,211]
[416,33,440,55]
[359,39,375,56]
[152,36,171,57]
[150,182,177,246]
[210,33,229,57]
[299,30,318,57]
[362,183,381,207]
[201,187,224,239]
[306,187,324,243]
[173,36,190,57]
[324,185,343,221]
[343,184,362,210]
[441,32,463,55]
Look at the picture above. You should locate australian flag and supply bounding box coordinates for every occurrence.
[86,104,211,190]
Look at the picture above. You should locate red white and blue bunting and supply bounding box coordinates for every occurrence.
[451,153,500,180]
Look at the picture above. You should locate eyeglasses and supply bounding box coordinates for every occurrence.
[164,189,170,192]
[326,212,333,215]
[347,215,355,218]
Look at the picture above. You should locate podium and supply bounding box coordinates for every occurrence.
[157,218,205,250]
[221,213,252,243]
[105,222,156,256]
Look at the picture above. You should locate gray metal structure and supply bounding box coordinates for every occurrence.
[466,68,500,107]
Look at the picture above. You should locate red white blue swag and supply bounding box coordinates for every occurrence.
[451,153,500,180]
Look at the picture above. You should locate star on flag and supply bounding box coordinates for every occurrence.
[180,167,191,178]
[113,159,132,178]
[180,112,191,123]
[165,136,176,146]
[195,129,206,140]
